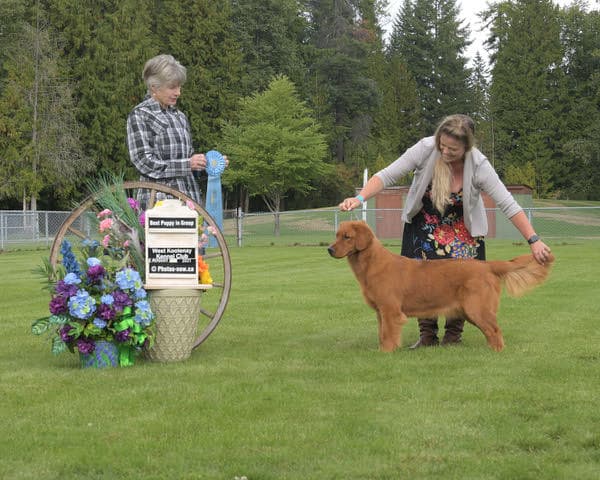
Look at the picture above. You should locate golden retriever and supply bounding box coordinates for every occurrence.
[328,221,554,352]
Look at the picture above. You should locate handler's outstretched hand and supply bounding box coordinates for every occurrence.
[339,197,361,211]
[531,240,552,265]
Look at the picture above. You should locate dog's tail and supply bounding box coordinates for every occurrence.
[490,254,554,297]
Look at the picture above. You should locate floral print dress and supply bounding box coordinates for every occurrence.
[401,185,485,260]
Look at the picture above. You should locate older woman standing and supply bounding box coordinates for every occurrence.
[127,54,209,208]
[340,114,552,348]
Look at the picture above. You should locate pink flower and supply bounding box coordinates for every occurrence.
[186,200,195,210]
[102,234,110,248]
[424,212,439,225]
[139,211,145,227]
[99,218,113,232]
[97,209,112,219]
[123,240,130,248]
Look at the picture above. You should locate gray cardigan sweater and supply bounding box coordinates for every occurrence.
[374,136,522,237]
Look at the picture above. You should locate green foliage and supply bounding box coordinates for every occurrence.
[31,317,50,336]
[221,76,330,216]
[504,161,536,190]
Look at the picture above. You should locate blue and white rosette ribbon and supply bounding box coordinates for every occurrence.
[205,150,225,247]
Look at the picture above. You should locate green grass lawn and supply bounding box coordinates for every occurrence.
[1,240,599,479]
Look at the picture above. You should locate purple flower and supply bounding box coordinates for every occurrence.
[112,290,133,312]
[55,280,78,298]
[127,197,140,211]
[77,338,95,354]
[49,295,68,315]
[86,264,106,283]
[97,303,115,321]
[59,324,74,342]
[115,329,130,343]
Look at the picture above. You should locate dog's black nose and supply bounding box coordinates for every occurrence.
[327,246,335,257]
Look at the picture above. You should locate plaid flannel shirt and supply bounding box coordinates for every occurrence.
[126,96,202,208]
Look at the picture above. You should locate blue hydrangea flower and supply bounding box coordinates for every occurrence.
[134,300,154,326]
[82,239,100,248]
[93,318,107,329]
[87,257,102,267]
[63,273,82,285]
[68,289,96,319]
[134,288,147,300]
[101,294,114,305]
[116,268,143,291]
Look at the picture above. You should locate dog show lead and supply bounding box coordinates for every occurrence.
[339,114,552,349]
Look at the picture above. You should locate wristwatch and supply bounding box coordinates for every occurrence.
[527,234,540,245]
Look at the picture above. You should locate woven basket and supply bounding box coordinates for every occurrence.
[146,289,202,362]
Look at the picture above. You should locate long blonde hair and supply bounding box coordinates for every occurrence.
[431,114,475,213]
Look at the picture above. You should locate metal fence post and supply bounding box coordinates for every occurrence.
[236,207,244,247]
[44,211,49,246]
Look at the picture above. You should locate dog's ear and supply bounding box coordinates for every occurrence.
[353,222,373,251]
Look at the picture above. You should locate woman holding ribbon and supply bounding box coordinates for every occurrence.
[126,54,227,208]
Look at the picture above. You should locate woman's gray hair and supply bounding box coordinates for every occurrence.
[142,54,187,94]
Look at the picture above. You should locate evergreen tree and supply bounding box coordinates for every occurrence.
[220,76,329,233]
[373,55,422,167]
[231,0,308,97]
[305,0,382,165]
[488,0,565,196]
[46,0,157,181]
[558,5,600,199]
[468,52,493,159]
[389,0,472,132]
[156,0,242,153]
[0,0,86,209]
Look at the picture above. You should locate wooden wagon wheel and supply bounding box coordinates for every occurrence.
[49,181,232,349]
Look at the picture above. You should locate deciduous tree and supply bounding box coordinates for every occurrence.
[220,76,329,234]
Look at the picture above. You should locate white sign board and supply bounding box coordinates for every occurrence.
[145,199,203,289]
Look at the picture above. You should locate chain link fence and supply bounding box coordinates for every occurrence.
[2,206,600,252]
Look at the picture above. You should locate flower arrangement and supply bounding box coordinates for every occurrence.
[33,178,220,367]
[32,192,154,367]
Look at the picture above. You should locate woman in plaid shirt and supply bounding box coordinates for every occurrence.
[127,54,212,208]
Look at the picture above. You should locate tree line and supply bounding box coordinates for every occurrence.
[0,0,598,211]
